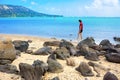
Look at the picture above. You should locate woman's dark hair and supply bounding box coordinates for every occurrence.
[79,20,82,22]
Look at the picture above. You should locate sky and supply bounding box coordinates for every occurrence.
[0,0,120,17]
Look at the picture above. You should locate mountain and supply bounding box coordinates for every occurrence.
[0,4,63,17]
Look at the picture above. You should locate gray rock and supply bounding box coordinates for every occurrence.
[77,44,89,56]
[54,47,70,60]
[59,39,74,48]
[105,53,120,63]
[85,52,99,61]
[48,53,57,60]
[76,62,94,76]
[25,50,33,54]
[32,60,48,75]
[33,47,52,55]
[43,41,61,47]
[52,77,60,80]
[114,44,120,48]
[67,46,77,56]
[99,39,113,50]
[0,64,18,74]
[47,58,63,73]
[19,60,48,80]
[0,60,12,65]
[103,72,118,80]
[77,37,96,48]
[13,40,29,52]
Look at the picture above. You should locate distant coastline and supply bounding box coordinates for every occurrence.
[0,4,63,17]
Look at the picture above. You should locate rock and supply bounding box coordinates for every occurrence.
[13,40,29,52]
[103,72,118,80]
[77,37,96,48]
[74,51,83,56]
[88,61,110,77]
[85,52,99,61]
[52,77,60,80]
[0,39,16,61]
[15,50,21,56]
[54,47,70,60]
[0,60,12,65]
[43,41,61,47]
[88,61,110,71]
[67,46,77,56]
[0,64,18,74]
[27,40,32,43]
[85,78,89,80]
[47,58,63,73]
[76,62,94,76]
[76,43,99,56]
[32,60,48,75]
[114,44,120,48]
[99,39,113,50]
[77,44,89,56]
[114,37,120,42]
[105,53,120,63]
[19,60,48,80]
[33,47,53,55]
[59,39,74,48]
[25,50,33,54]
[48,53,57,60]
[90,44,102,51]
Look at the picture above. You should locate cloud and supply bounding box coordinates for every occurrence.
[85,0,120,9]
[31,1,37,5]
[84,0,120,16]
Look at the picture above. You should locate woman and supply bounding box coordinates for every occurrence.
[77,20,83,41]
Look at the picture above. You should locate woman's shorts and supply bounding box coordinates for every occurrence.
[79,30,83,33]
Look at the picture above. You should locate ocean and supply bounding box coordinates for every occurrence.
[0,17,120,44]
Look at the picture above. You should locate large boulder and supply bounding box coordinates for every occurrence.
[99,39,113,50]
[19,60,48,80]
[43,41,61,47]
[77,37,96,48]
[12,40,29,52]
[85,52,99,61]
[105,53,120,63]
[76,44,99,56]
[59,39,74,48]
[76,62,94,76]
[33,47,53,55]
[67,46,77,56]
[54,47,70,60]
[77,44,89,56]
[103,72,118,80]
[47,58,63,73]
[0,39,16,61]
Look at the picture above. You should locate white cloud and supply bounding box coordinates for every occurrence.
[31,1,37,5]
[84,0,120,16]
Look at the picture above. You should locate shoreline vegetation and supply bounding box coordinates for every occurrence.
[0,34,120,80]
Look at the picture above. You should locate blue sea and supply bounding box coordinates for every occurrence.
[0,17,120,44]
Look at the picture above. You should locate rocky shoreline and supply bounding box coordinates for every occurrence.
[0,34,120,80]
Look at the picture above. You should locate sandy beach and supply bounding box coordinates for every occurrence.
[0,34,120,80]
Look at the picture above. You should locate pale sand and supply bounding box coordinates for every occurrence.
[0,34,120,80]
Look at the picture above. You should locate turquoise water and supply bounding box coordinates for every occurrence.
[0,17,120,44]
